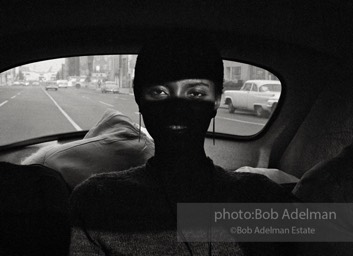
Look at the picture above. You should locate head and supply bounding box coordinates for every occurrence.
[133,32,224,150]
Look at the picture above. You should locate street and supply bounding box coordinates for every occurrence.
[0,86,268,145]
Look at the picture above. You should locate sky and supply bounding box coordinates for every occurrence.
[25,58,65,73]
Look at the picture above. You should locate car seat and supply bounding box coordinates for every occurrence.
[0,162,71,256]
[274,81,353,255]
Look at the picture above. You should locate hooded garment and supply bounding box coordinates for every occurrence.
[22,109,154,189]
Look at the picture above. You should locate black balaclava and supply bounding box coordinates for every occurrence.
[140,99,216,153]
[133,32,224,152]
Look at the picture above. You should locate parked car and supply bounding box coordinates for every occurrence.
[224,80,281,117]
[0,1,353,256]
[45,81,58,91]
[101,81,119,93]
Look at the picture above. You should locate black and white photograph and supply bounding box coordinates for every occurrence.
[0,1,353,255]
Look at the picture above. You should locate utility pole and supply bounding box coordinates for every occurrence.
[119,55,122,88]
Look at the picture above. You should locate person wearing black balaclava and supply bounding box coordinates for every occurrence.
[69,32,297,256]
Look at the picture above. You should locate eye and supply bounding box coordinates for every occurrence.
[151,89,167,95]
[148,87,169,99]
[187,89,207,98]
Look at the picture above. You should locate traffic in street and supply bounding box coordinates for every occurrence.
[0,85,269,145]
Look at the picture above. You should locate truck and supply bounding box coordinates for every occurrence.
[223,80,281,117]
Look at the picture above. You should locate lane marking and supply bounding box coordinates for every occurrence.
[99,101,114,107]
[11,95,16,99]
[0,100,8,107]
[42,89,82,131]
[216,116,265,126]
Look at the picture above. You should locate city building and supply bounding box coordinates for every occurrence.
[223,60,278,85]
[91,55,136,90]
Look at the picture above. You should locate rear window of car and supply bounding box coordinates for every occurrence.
[0,55,282,145]
[260,84,281,92]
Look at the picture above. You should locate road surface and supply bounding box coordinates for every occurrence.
[0,86,269,145]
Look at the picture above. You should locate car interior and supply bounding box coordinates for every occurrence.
[1,1,353,255]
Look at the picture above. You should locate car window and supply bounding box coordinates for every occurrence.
[0,56,282,145]
[262,84,281,92]
[251,84,258,92]
[243,83,252,91]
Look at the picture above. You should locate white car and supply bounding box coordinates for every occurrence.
[57,80,68,88]
[101,81,119,94]
[224,80,281,117]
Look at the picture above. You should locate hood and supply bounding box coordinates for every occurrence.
[84,108,152,140]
